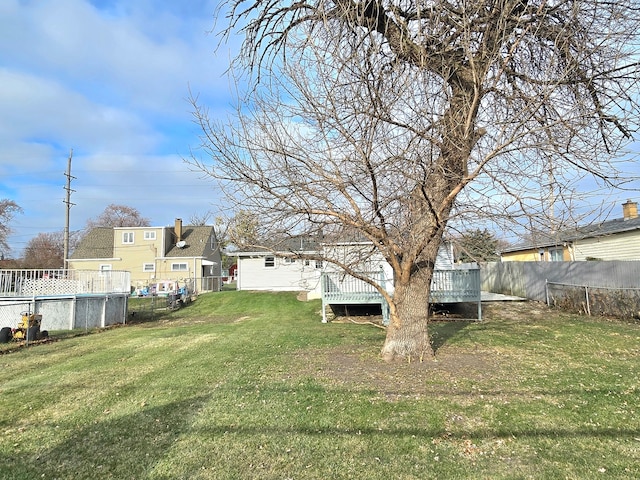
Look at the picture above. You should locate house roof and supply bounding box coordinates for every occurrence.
[232,235,324,256]
[501,214,640,254]
[69,227,115,259]
[568,215,640,240]
[165,226,216,258]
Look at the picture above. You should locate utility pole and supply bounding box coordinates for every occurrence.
[63,149,75,269]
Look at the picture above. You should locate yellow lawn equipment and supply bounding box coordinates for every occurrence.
[0,312,49,343]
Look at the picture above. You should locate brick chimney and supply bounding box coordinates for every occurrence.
[175,218,183,242]
[622,200,638,220]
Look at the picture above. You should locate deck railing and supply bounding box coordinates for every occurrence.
[0,269,131,297]
[322,270,386,300]
[430,269,481,303]
[321,268,481,323]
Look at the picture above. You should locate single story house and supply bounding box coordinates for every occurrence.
[231,237,456,298]
[501,200,640,261]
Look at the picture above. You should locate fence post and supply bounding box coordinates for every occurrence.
[545,279,549,306]
[321,274,327,323]
[585,286,591,316]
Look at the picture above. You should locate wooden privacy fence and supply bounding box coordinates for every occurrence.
[321,269,481,324]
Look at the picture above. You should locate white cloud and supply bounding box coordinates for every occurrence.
[0,0,233,256]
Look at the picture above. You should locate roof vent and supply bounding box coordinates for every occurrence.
[176,240,186,248]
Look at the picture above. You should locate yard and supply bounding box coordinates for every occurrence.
[0,291,638,479]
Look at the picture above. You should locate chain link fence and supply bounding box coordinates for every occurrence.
[546,281,640,320]
[0,299,35,329]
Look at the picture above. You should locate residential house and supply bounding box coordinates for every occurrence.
[231,237,455,298]
[68,218,222,293]
[500,200,640,261]
[230,236,325,297]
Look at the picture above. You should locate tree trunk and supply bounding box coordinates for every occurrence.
[381,264,435,362]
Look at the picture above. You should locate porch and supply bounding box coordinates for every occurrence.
[321,268,482,324]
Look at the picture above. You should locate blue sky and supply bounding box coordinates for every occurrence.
[0,0,237,257]
[2,0,640,257]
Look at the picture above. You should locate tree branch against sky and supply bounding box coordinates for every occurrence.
[0,199,23,255]
[85,204,151,229]
[192,0,640,361]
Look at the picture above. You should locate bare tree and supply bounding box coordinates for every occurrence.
[21,232,65,269]
[226,210,262,249]
[0,199,23,255]
[189,211,216,226]
[191,0,640,360]
[86,204,150,229]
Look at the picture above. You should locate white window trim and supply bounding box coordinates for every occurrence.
[143,231,156,240]
[122,232,134,244]
[171,262,188,272]
[143,263,155,272]
[264,256,275,268]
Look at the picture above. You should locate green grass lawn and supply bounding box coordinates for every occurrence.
[1,291,638,479]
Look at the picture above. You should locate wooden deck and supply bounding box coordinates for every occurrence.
[321,269,481,324]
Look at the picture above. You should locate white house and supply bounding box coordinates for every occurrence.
[231,240,455,299]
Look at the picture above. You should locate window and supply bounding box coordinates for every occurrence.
[99,264,112,273]
[264,256,275,268]
[144,231,156,240]
[143,263,155,272]
[549,248,563,262]
[122,232,134,244]
[284,257,296,264]
[315,260,323,269]
[171,263,188,271]
[304,259,311,266]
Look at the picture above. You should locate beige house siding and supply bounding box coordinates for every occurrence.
[573,230,640,261]
[69,222,222,292]
[501,245,570,262]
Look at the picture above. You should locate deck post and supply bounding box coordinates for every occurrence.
[321,274,327,323]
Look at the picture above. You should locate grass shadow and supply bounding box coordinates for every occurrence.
[429,318,471,353]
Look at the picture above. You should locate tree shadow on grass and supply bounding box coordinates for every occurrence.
[5,387,639,479]
[429,302,483,353]
[3,395,210,480]
[429,319,471,353]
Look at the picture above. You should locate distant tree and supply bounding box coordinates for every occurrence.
[188,211,215,226]
[227,210,261,249]
[455,229,500,263]
[86,204,150,229]
[21,232,65,269]
[0,199,23,255]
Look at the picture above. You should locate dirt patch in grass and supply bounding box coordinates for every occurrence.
[297,300,554,400]
[303,346,498,401]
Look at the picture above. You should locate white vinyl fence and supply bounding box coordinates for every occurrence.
[0,269,130,296]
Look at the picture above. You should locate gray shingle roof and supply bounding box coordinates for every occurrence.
[69,227,114,259]
[501,215,640,253]
[165,226,216,257]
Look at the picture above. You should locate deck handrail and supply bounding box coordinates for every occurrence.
[0,269,131,296]
[321,268,482,323]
